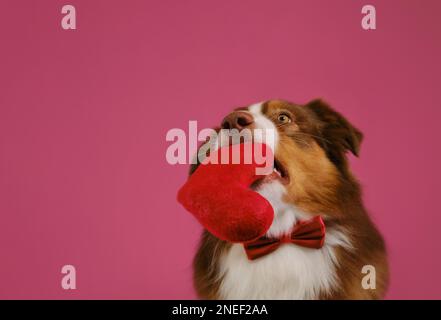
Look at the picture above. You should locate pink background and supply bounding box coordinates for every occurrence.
[1,0,440,299]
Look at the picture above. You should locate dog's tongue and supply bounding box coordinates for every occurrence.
[177,143,274,243]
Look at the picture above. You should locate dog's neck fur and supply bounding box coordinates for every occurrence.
[216,180,352,300]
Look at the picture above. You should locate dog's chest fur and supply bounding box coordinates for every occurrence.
[216,181,350,300]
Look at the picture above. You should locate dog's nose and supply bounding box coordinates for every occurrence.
[221,111,254,130]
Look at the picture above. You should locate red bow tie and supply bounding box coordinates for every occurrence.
[243,216,326,260]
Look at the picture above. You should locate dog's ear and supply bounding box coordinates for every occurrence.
[306,99,363,158]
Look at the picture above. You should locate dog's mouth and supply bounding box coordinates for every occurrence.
[274,159,288,180]
[251,158,289,190]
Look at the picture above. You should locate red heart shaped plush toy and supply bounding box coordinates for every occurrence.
[177,143,274,243]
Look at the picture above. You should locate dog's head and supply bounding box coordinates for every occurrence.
[210,99,363,217]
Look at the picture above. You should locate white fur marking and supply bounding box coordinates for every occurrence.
[256,181,311,238]
[248,103,279,152]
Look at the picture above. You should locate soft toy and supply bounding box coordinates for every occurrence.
[177,143,274,243]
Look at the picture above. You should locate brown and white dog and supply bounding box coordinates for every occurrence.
[191,99,388,299]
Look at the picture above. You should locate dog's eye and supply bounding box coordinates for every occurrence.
[277,114,291,124]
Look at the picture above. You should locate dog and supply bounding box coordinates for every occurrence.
[190,99,388,299]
